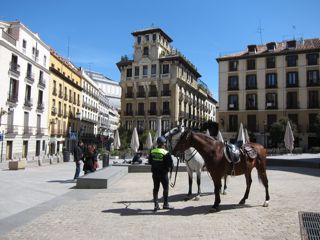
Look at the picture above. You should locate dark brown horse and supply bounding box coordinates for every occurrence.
[172,129,270,211]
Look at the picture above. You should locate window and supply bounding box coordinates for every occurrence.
[8,78,19,102]
[143,46,149,56]
[134,66,139,77]
[228,95,238,110]
[149,120,157,131]
[137,36,141,44]
[38,90,43,105]
[288,114,298,128]
[22,39,27,49]
[163,102,170,114]
[143,65,148,76]
[246,94,257,110]
[308,90,319,108]
[229,60,238,71]
[266,57,276,68]
[126,103,132,115]
[126,68,132,78]
[286,55,298,67]
[287,72,299,87]
[246,75,257,89]
[287,92,298,109]
[43,55,47,66]
[145,35,149,42]
[151,64,156,75]
[149,102,157,115]
[266,73,277,88]
[309,114,318,132]
[138,103,144,115]
[228,76,238,90]
[307,70,319,86]
[152,34,156,42]
[267,114,277,128]
[247,115,257,132]
[229,115,238,131]
[149,85,157,97]
[27,63,32,78]
[162,84,170,96]
[25,85,32,102]
[266,93,277,109]
[137,86,145,97]
[306,53,319,65]
[162,64,169,74]
[126,86,133,98]
[137,120,144,133]
[247,59,256,70]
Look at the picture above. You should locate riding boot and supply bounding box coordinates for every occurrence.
[153,192,160,211]
[163,191,174,210]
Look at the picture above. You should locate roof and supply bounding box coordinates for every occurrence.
[131,27,173,43]
[216,38,320,62]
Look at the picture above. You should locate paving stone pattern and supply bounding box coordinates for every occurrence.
[1,166,320,240]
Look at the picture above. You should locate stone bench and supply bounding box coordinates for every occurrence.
[76,166,128,189]
[8,160,27,170]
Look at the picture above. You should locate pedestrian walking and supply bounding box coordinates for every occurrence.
[73,140,84,179]
[148,136,174,211]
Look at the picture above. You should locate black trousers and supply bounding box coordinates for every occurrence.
[152,171,169,203]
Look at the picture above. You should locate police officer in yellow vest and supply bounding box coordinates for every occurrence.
[149,136,174,211]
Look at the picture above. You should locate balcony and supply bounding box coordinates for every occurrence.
[149,91,158,97]
[125,111,133,116]
[58,110,63,117]
[136,110,145,116]
[51,107,57,115]
[24,98,33,108]
[37,103,44,111]
[6,125,18,135]
[64,94,68,101]
[125,92,134,98]
[52,88,57,96]
[69,96,73,103]
[36,128,45,136]
[25,72,35,84]
[58,91,64,99]
[149,110,157,115]
[9,62,20,76]
[7,94,18,104]
[308,102,319,109]
[162,109,170,115]
[63,111,68,118]
[137,92,146,98]
[23,126,33,135]
[162,90,171,96]
[38,77,46,88]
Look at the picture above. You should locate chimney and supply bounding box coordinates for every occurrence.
[247,45,257,53]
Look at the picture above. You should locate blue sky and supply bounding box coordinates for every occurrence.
[1,0,320,99]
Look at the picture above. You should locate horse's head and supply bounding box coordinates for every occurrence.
[172,129,192,156]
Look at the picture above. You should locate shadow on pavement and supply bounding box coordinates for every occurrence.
[268,166,320,177]
[102,203,256,216]
[47,179,76,184]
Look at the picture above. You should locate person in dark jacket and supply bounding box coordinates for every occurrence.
[148,136,174,211]
[83,144,96,174]
[73,140,84,179]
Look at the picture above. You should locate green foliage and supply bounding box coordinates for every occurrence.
[269,117,298,148]
[97,147,108,155]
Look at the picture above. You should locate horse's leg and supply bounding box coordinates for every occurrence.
[239,171,252,205]
[186,170,193,200]
[212,177,222,211]
[194,170,201,201]
[258,167,270,207]
[222,175,227,195]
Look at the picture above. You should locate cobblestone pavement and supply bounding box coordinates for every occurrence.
[1,166,320,240]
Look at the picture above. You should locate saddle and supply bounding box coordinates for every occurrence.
[224,142,258,164]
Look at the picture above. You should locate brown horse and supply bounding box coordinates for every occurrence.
[172,129,270,211]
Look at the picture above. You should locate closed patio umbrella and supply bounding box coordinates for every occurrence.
[113,129,121,150]
[217,130,224,142]
[145,131,153,150]
[284,121,294,153]
[130,127,140,153]
[237,123,246,144]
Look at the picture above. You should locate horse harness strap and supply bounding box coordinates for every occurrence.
[184,149,198,162]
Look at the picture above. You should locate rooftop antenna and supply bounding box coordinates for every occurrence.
[257,20,264,44]
[292,25,296,40]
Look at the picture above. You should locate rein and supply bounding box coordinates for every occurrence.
[184,149,198,162]
[167,131,180,188]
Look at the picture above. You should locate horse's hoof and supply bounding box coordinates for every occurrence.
[222,190,227,195]
[194,196,200,201]
[184,195,192,201]
[209,206,220,212]
[239,200,245,205]
[263,201,269,207]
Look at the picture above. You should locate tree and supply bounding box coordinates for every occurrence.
[269,117,298,148]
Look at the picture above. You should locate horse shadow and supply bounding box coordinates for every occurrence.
[102,203,256,216]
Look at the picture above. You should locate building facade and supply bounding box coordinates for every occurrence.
[0,21,50,161]
[49,50,82,154]
[117,28,214,135]
[217,38,320,149]
[85,70,121,110]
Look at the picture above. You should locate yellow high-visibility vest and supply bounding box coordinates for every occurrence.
[150,148,168,161]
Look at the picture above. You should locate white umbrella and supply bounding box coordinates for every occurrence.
[284,121,294,153]
[153,129,161,147]
[113,129,121,150]
[217,130,224,142]
[244,128,250,143]
[237,123,246,144]
[145,131,153,150]
[130,127,140,153]
[206,129,210,136]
